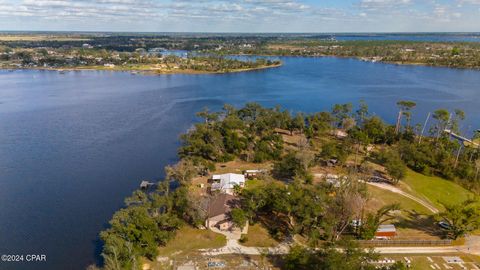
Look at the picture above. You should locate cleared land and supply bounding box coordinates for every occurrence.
[157,226,226,257]
[367,185,431,215]
[242,224,279,248]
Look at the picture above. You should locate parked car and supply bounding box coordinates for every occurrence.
[438,221,451,230]
[208,261,226,268]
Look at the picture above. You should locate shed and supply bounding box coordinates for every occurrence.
[375,224,396,239]
[243,169,266,178]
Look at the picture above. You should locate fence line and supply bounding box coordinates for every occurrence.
[357,240,452,246]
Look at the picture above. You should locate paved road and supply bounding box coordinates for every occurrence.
[374,236,480,255]
[201,236,480,256]
[201,239,290,256]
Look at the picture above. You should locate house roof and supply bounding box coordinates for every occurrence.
[211,173,245,190]
[377,224,396,233]
[207,193,239,218]
[244,169,264,173]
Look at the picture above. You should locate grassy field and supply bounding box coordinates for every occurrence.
[157,226,226,256]
[242,224,279,247]
[401,170,473,209]
[367,185,431,215]
[367,185,445,240]
[245,179,266,190]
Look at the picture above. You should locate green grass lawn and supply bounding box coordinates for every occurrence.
[402,169,473,209]
[367,185,431,215]
[242,224,279,247]
[367,185,445,239]
[157,226,226,256]
[245,179,265,190]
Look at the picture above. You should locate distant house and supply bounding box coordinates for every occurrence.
[375,224,396,239]
[205,193,239,231]
[211,173,245,195]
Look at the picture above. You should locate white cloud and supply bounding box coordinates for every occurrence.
[0,0,478,32]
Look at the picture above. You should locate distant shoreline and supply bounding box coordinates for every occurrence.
[0,63,283,75]
[230,53,480,70]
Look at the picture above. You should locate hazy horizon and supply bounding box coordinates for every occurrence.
[0,0,479,33]
[1,31,480,34]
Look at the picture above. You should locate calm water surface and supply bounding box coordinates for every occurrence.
[0,57,480,270]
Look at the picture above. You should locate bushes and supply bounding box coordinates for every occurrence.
[100,205,182,268]
[397,138,479,189]
[375,149,407,184]
[318,141,349,165]
[180,103,286,165]
[100,185,195,269]
[253,135,283,163]
[273,151,312,180]
[230,208,247,229]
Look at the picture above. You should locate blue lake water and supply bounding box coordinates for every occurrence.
[0,57,480,270]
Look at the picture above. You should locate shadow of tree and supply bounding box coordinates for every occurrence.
[256,213,291,242]
[266,254,286,269]
[394,210,447,239]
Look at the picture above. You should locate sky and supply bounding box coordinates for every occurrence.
[0,0,479,32]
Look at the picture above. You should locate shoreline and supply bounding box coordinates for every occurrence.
[0,63,283,75]
[3,55,478,74]
[229,52,480,70]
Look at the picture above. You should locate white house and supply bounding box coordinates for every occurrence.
[211,173,246,195]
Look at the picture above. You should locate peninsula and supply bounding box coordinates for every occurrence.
[95,102,480,270]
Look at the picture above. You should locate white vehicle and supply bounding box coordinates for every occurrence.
[438,221,451,230]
